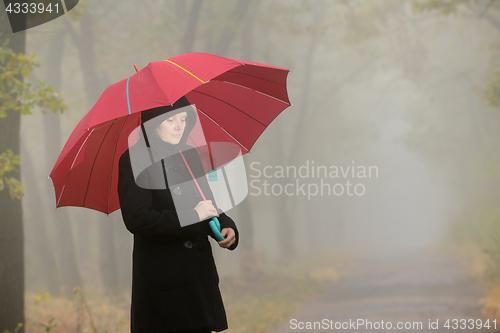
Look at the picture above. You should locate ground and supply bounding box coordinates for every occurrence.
[272,249,490,333]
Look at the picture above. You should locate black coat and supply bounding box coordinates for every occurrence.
[118,137,239,332]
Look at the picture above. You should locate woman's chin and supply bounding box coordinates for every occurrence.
[170,139,182,145]
[161,137,182,145]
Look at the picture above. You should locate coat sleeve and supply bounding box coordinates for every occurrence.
[213,212,239,251]
[118,150,200,238]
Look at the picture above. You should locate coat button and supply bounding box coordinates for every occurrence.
[183,241,193,249]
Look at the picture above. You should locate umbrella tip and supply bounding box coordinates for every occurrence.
[134,64,139,73]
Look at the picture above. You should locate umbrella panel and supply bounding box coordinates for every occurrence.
[52,114,140,213]
[213,65,290,103]
[188,80,289,151]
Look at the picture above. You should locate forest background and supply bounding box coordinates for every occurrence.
[1,0,500,332]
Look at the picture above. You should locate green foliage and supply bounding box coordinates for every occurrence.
[0,40,67,117]
[447,206,500,284]
[113,318,126,333]
[26,289,129,332]
[73,287,99,333]
[411,0,474,16]
[0,40,67,200]
[0,149,23,199]
[1,323,23,333]
[412,2,500,107]
[484,71,500,108]
[39,317,57,332]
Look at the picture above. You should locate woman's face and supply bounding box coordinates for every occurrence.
[155,111,188,145]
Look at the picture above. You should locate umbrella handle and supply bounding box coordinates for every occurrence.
[209,217,226,241]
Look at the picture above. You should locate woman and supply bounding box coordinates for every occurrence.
[118,96,239,333]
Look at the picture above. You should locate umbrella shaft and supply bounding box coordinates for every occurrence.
[179,151,207,201]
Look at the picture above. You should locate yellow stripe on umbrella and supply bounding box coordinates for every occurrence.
[164,59,206,83]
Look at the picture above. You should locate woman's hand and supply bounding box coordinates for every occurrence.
[218,228,236,249]
[194,200,219,221]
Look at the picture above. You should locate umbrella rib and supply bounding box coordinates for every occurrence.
[213,80,291,105]
[106,115,131,214]
[190,90,267,128]
[56,127,96,207]
[82,120,117,208]
[194,106,250,153]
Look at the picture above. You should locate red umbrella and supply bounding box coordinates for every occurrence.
[49,52,291,214]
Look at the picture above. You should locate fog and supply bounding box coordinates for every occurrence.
[1,0,500,331]
[17,0,499,287]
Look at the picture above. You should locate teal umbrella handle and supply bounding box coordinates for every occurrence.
[209,217,225,241]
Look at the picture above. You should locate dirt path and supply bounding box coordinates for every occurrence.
[273,250,491,332]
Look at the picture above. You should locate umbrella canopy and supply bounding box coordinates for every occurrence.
[50,52,291,214]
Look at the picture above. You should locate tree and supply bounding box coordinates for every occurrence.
[65,9,119,294]
[408,0,500,281]
[0,20,66,333]
[412,0,500,104]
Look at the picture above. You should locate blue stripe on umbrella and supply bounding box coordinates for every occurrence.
[126,77,131,114]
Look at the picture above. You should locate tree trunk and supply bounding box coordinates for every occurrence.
[0,6,25,331]
[212,0,251,56]
[179,0,205,54]
[237,12,263,278]
[274,6,324,258]
[21,144,60,295]
[175,0,187,22]
[53,214,83,295]
[67,11,119,293]
[40,29,77,294]
[112,213,132,292]
[98,219,120,294]
[0,119,25,333]
[40,27,84,295]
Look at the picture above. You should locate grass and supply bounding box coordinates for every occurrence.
[444,209,500,322]
[23,251,348,333]
[222,251,349,333]
[453,245,500,320]
[482,284,500,319]
[223,276,331,333]
[24,289,129,333]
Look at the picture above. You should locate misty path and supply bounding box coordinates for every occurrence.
[272,250,488,332]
